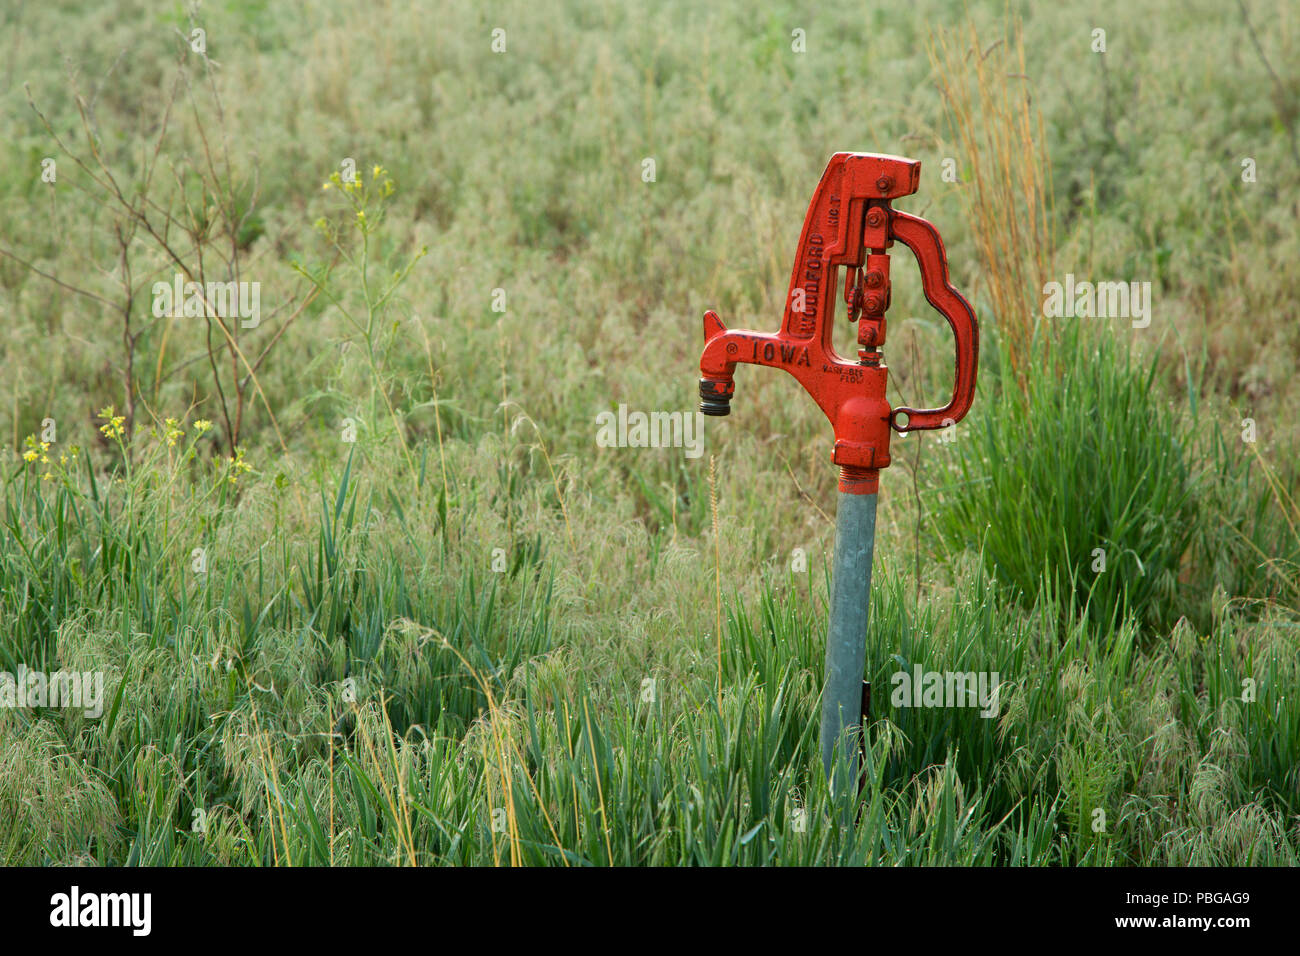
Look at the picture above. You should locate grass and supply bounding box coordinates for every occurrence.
[0,0,1298,865]
[1,441,1296,865]
[934,319,1201,632]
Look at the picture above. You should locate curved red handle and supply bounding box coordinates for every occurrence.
[887,210,979,432]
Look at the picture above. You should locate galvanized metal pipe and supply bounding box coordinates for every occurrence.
[820,489,878,792]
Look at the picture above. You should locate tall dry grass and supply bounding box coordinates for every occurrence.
[928,18,1056,386]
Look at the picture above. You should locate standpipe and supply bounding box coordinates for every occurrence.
[697,152,980,792]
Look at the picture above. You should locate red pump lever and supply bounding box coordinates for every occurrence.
[698,152,979,494]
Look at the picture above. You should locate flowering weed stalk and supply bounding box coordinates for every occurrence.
[297,165,427,482]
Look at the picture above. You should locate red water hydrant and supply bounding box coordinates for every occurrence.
[697,152,979,786]
[698,152,978,494]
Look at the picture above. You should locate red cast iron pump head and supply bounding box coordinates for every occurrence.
[698,152,979,494]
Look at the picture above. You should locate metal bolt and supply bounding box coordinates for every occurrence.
[864,270,884,288]
[876,175,894,193]
[865,208,885,228]
[863,292,885,313]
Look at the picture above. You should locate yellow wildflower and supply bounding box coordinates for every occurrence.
[97,406,126,440]
[225,447,253,485]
